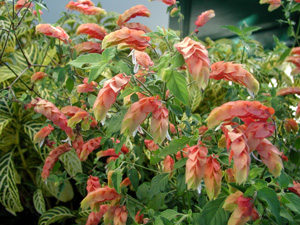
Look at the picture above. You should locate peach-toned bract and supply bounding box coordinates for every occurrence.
[135,50,154,69]
[163,155,174,173]
[135,210,144,224]
[256,139,283,177]
[222,125,250,184]
[206,101,275,128]
[74,41,102,54]
[296,101,300,118]
[81,186,121,210]
[27,98,75,140]
[151,107,169,144]
[33,10,43,16]
[185,144,208,190]
[77,23,107,40]
[151,0,176,5]
[223,191,259,225]
[194,10,215,28]
[67,111,89,128]
[144,140,159,151]
[15,0,33,11]
[175,37,210,90]
[41,143,71,180]
[260,0,281,11]
[72,134,84,157]
[113,206,128,225]
[78,0,94,6]
[210,61,259,96]
[276,87,300,96]
[102,27,150,51]
[288,181,300,197]
[117,5,151,27]
[77,78,98,93]
[122,22,152,33]
[93,74,130,122]
[96,147,129,159]
[66,1,106,15]
[86,175,101,193]
[79,136,102,161]
[86,205,109,225]
[204,156,222,200]
[33,124,54,145]
[31,72,47,82]
[36,24,70,44]
[284,118,298,133]
[121,97,161,136]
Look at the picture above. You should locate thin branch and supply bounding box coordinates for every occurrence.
[0,24,12,59]
[13,29,32,66]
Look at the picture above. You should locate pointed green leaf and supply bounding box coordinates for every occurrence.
[68,54,102,68]
[201,196,228,225]
[59,149,82,177]
[158,136,190,157]
[149,173,169,197]
[112,170,122,193]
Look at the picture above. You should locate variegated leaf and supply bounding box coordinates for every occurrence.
[0,152,23,215]
[59,149,82,178]
[33,189,46,214]
[38,206,74,225]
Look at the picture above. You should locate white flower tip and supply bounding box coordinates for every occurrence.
[197,183,202,194]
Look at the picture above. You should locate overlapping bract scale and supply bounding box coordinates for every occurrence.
[93,74,130,122]
[77,78,98,93]
[206,101,275,128]
[27,98,75,140]
[256,139,283,177]
[41,143,71,180]
[66,0,106,15]
[102,27,150,51]
[222,124,251,184]
[74,42,102,54]
[223,191,259,225]
[194,10,215,28]
[121,22,151,33]
[286,47,300,74]
[121,96,161,136]
[33,124,54,146]
[175,37,210,90]
[185,144,208,190]
[276,86,300,96]
[79,137,102,161]
[117,5,151,27]
[151,107,169,144]
[204,156,222,200]
[36,24,70,44]
[31,72,47,82]
[210,61,259,96]
[76,23,107,40]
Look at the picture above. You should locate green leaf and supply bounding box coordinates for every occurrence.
[168,104,183,117]
[281,193,300,214]
[88,63,107,82]
[159,137,190,157]
[136,183,150,203]
[188,83,202,112]
[112,170,122,193]
[222,25,242,36]
[291,4,300,12]
[201,196,228,225]
[88,94,97,106]
[243,26,261,36]
[149,173,169,197]
[257,188,282,224]
[68,54,102,68]
[33,189,46,214]
[147,193,168,210]
[116,60,131,75]
[160,209,181,220]
[0,114,11,136]
[170,53,185,68]
[102,47,116,63]
[66,78,74,92]
[128,168,139,191]
[59,149,82,177]
[0,152,23,215]
[176,173,186,196]
[106,108,127,136]
[118,88,133,99]
[294,137,300,150]
[165,70,189,104]
[275,171,293,189]
[279,48,291,62]
[38,206,74,225]
[174,158,188,169]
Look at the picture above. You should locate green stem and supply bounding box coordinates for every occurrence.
[125,161,160,174]
[293,16,300,47]
[16,129,36,185]
[135,75,154,96]
[164,36,173,53]
[259,166,268,179]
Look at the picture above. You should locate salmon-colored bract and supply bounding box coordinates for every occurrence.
[194,10,215,28]
[36,24,70,44]
[77,23,107,40]
[117,5,151,27]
